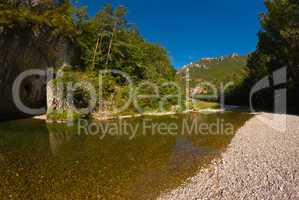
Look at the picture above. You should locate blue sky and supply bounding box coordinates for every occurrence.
[75,0,266,68]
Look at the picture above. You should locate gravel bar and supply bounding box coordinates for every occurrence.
[158,113,299,200]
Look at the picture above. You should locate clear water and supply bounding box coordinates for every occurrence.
[0,112,251,200]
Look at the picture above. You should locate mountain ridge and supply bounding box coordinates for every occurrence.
[177,53,248,94]
[177,53,246,74]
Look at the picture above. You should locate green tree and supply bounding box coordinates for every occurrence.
[230,0,299,112]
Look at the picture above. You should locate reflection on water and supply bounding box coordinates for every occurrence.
[0,112,251,200]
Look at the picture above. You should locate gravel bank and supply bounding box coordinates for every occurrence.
[158,113,299,200]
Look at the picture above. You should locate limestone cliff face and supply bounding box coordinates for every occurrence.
[0,30,77,120]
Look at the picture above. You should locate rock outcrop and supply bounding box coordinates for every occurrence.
[0,30,77,120]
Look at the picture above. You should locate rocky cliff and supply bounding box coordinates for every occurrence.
[0,29,77,120]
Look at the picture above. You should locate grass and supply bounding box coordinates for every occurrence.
[47,110,82,122]
[193,101,220,110]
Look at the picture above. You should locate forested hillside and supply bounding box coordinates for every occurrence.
[178,55,247,87]
[0,0,176,119]
[0,0,175,80]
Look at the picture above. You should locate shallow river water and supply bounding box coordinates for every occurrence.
[0,112,251,200]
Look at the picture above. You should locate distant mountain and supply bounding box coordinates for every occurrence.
[177,53,248,87]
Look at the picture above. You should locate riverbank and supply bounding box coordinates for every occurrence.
[158,113,299,200]
[33,108,226,123]
[92,109,225,121]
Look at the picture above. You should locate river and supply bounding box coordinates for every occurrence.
[0,112,251,199]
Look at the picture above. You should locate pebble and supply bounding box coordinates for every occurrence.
[158,113,299,200]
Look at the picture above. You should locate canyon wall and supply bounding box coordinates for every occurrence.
[0,30,77,120]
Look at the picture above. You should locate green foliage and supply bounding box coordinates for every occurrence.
[73,4,176,114]
[0,1,177,116]
[178,56,247,103]
[183,56,247,87]
[254,0,299,78]
[0,0,78,38]
[77,4,175,82]
[47,110,82,123]
[227,0,299,112]
[193,101,220,110]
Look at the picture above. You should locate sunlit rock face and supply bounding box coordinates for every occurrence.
[0,30,76,120]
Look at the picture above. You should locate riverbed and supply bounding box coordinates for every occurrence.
[0,112,251,199]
